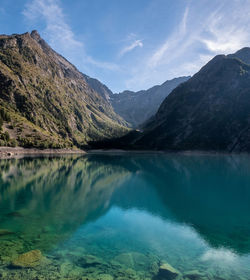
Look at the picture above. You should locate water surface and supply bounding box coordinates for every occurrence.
[0,153,250,279]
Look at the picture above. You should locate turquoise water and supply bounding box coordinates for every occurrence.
[0,154,250,279]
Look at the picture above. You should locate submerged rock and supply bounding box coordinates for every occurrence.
[76,254,105,268]
[11,249,43,268]
[183,270,206,280]
[156,262,181,280]
[60,261,85,277]
[97,273,114,280]
[0,229,14,236]
[114,252,153,271]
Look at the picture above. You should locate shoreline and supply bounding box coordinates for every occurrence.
[0,147,248,159]
[0,147,86,159]
[85,149,247,156]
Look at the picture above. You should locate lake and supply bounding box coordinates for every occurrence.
[0,153,250,279]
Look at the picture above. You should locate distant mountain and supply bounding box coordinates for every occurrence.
[82,75,190,129]
[91,47,250,152]
[109,77,190,128]
[134,48,250,152]
[0,31,127,148]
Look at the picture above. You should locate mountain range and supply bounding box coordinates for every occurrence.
[91,47,250,152]
[1,30,250,152]
[109,76,190,128]
[82,73,190,128]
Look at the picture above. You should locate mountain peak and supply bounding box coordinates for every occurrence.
[228,47,250,64]
[0,30,128,148]
[30,30,41,41]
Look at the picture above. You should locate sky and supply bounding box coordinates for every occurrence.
[1,0,250,92]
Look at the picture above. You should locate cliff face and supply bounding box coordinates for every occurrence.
[82,74,113,102]
[0,31,127,148]
[135,49,250,152]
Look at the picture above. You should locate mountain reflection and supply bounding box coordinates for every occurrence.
[0,154,250,255]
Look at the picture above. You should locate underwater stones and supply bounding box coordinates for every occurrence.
[156,262,181,280]
[60,261,74,275]
[97,273,114,280]
[60,261,85,277]
[113,252,159,279]
[0,229,14,236]
[11,249,43,268]
[183,270,206,280]
[114,253,134,268]
[114,252,150,271]
[150,260,160,275]
[0,240,24,263]
[77,254,106,268]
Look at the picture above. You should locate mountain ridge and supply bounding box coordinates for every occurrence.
[134,49,250,152]
[80,64,190,129]
[110,76,190,128]
[0,30,128,148]
[90,47,250,152]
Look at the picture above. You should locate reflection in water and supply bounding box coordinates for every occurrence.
[0,154,250,279]
[0,156,130,249]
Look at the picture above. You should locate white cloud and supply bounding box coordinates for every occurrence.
[119,39,143,57]
[201,4,250,54]
[23,0,119,72]
[23,0,82,50]
[86,57,119,71]
[22,0,250,91]
[125,0,250,91]
[148,7,189,68]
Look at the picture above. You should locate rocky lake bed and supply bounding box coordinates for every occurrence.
[0,154,250,280]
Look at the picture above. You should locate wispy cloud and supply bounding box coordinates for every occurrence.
[21,0,250,92]
[125,0,250,91]
[23,0,119,72]
[148,7,189,68]
[86,57,119,71]
[23,0,82,50]
[119,39,143,57]
[201,4,250,54]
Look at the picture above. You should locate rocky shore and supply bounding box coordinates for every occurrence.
[0,147,86,159]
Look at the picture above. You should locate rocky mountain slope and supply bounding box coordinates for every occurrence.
[110,77,190,128]
[0,30,127,148]
[134,48,250,152]
[83,75,190,129]
[83,74,113,102]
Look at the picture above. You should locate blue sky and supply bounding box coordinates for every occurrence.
[1,0,250,92]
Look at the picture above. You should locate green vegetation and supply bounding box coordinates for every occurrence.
[0,31,128,149]
[0,107,16,146]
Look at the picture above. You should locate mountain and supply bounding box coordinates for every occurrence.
[0,31,127,148]
[133,48,250,152]
[90,47,250,152]
[109,76,190,128]
[82,74,113,102]
[228,47,250,64]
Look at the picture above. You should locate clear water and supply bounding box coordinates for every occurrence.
[0,153,250,279]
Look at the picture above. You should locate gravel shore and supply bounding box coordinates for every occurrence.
[0,147,86,158]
